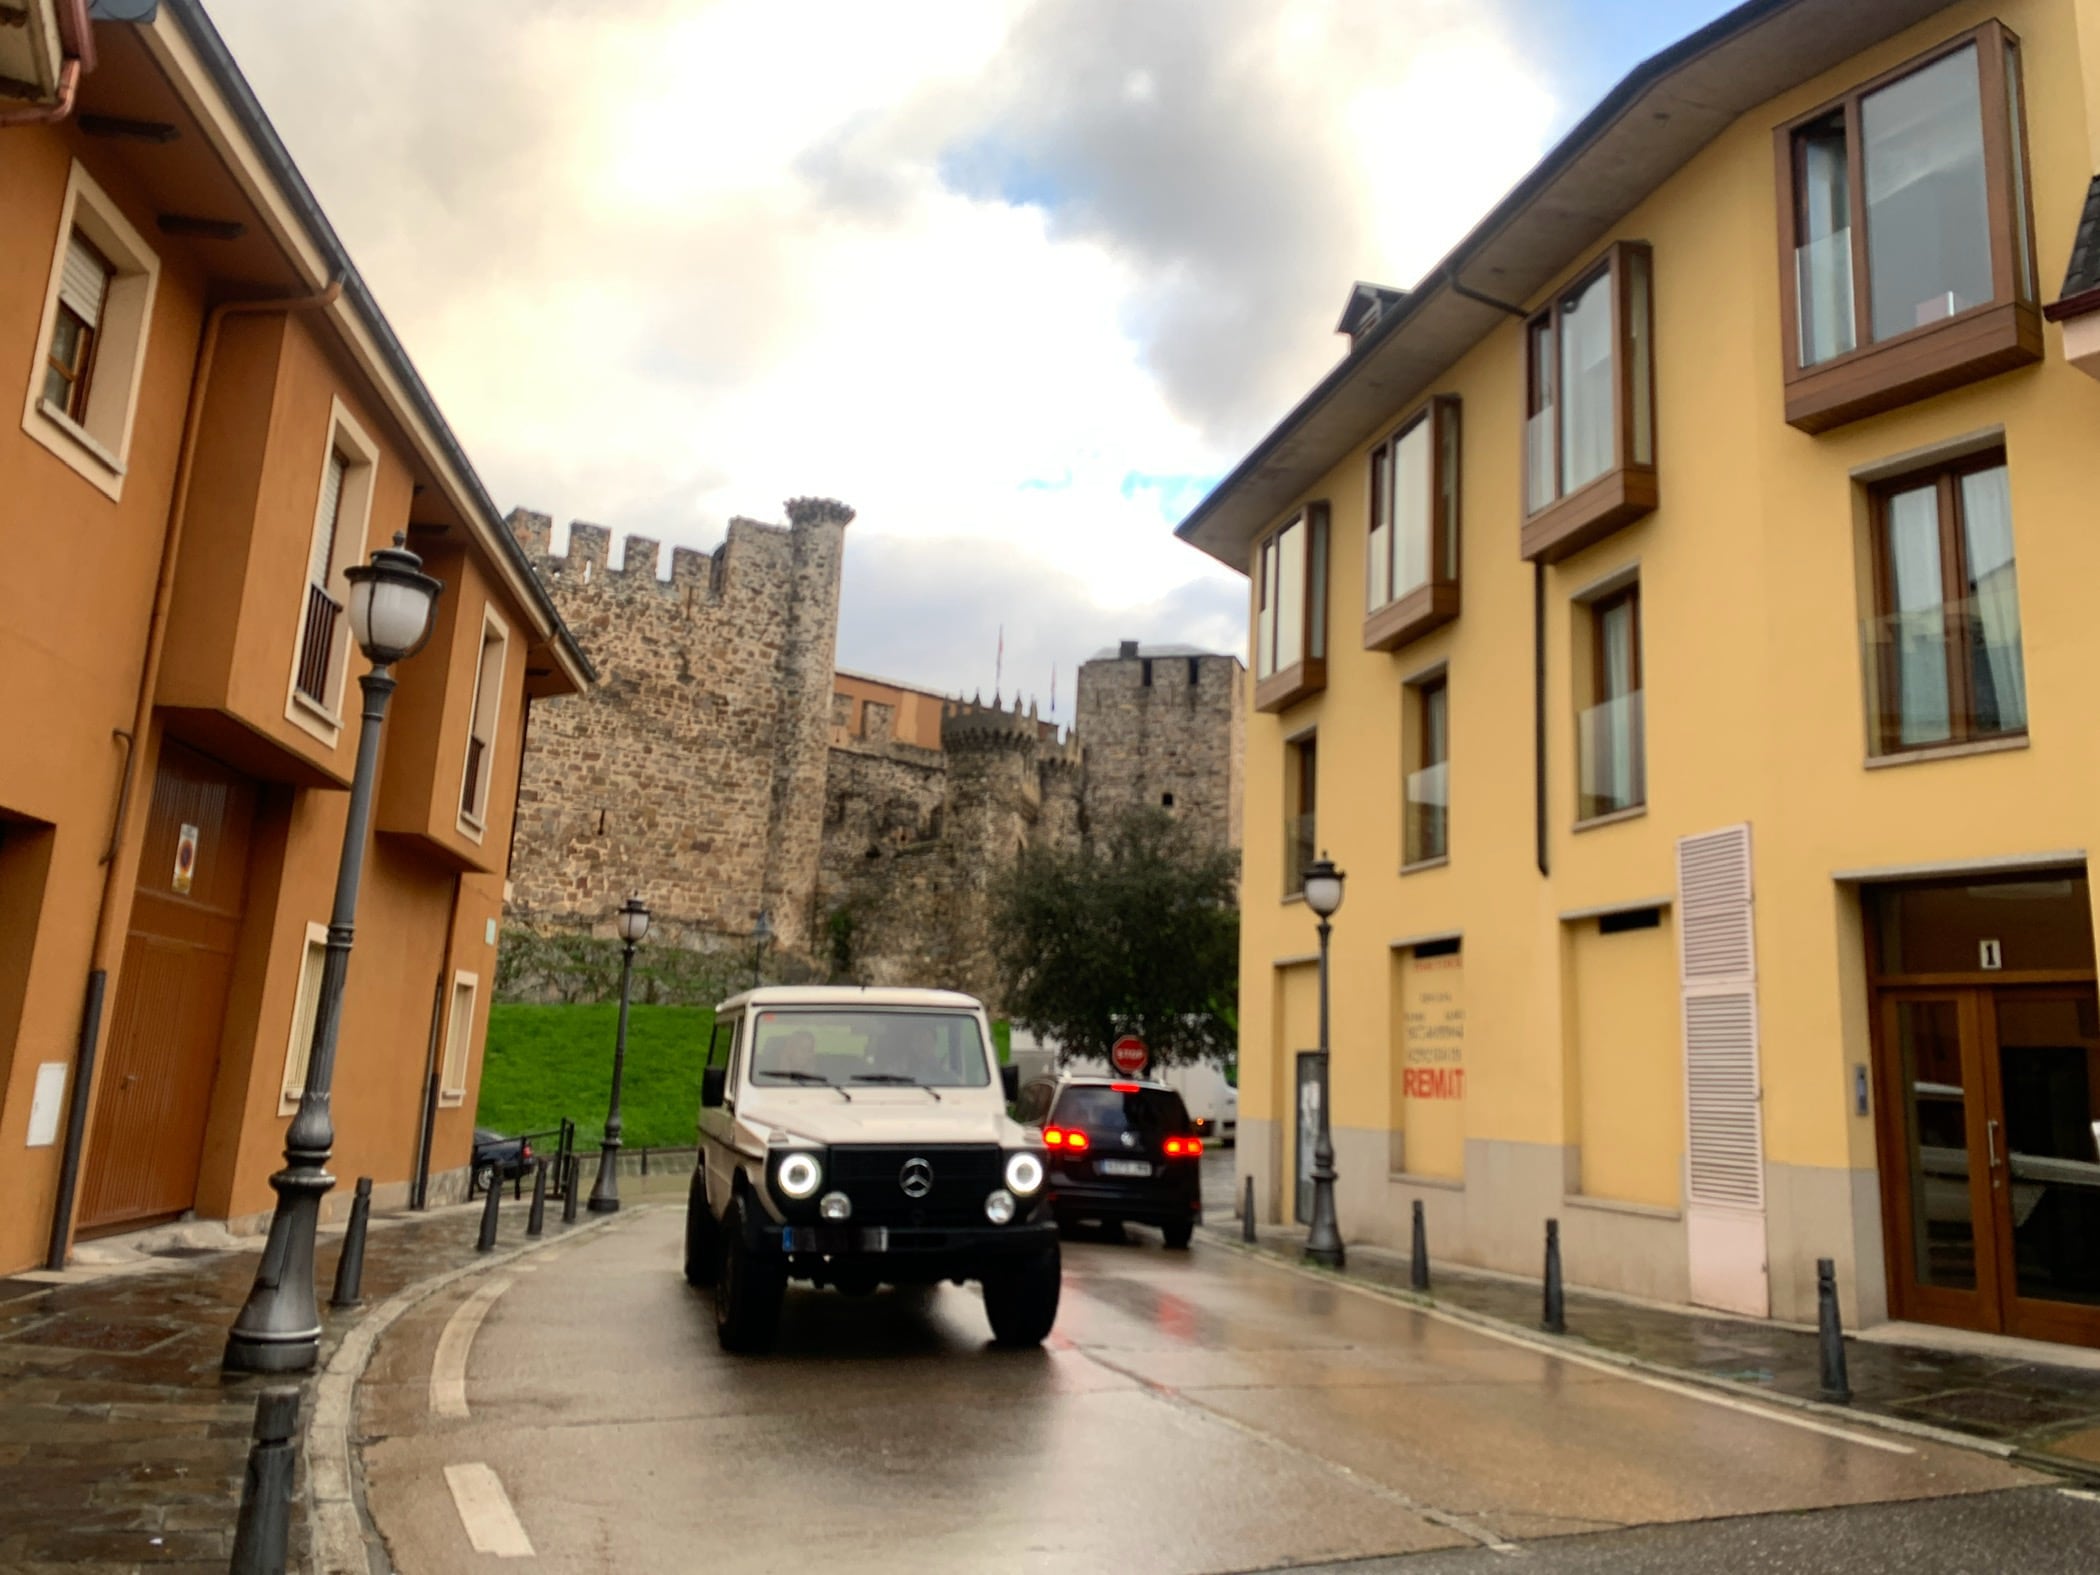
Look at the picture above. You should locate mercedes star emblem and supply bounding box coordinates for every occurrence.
[899,1157,935,1199]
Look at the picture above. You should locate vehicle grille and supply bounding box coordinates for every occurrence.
[828,1144,1003,1227]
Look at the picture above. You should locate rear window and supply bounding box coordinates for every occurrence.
[1050,1085,1192,1135]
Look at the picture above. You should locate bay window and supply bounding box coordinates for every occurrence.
[1365,396,1460,650]
[1254,503,1328,712]
[1521,242,1657,563]
[1777,23,2039,433]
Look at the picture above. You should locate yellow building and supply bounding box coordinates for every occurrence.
[1181,0,2100,1351]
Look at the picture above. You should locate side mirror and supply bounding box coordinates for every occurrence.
[701,1067,727,1109]
[1000,1064,1020,1102]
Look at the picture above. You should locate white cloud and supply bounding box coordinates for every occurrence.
[200,0,1556,690]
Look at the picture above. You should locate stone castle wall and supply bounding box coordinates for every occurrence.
[1074,646,1246,852]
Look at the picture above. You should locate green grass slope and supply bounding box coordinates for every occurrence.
[475,1002,713,1152]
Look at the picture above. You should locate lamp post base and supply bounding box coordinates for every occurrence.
[224,1168,330,1373]
[587,1140,622,1214]
[1303,1174,1346,1270]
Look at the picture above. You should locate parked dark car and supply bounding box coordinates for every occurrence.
[1016,1076,1203,1248]
[471,1127,534,1195]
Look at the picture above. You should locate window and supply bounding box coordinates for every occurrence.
[280,924,330,1114]
[1405,675,1449,866]
[439,972,478,1105]
[1522,242,1656,562]
[459,610,510,833]
[1365,396,1461,650]
[1578,584,1644,821]
[1866,453,2025,755]
[22,163,161,500]
[1254,503,1329,711]
[1777,24,2039,432]
[1285,733,1317,896]
[286,403,379,738]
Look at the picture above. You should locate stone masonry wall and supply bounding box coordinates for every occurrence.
[504,502,850,953]
[1076,647,1245,853]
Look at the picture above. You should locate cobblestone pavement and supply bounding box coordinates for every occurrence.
[0,1172,653,1574]
[1199,1206,2100,1478]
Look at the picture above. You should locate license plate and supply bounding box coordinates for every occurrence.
[1099,1159,1152,1178]
[782,1226,888,1253]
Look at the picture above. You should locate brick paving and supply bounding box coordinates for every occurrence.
[0,1185,613,1574]
[1202,1218,2100,1478]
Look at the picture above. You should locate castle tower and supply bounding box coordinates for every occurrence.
[939,695,1043,867]
[1076,641,1245,852]
[1036,721,1085,849]
[762,498,854,950]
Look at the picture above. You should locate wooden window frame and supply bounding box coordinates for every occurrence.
[1284,730,1318,898]
[1405,673,1450,867]
[1521,241,1658,563]
[1578,583,1646,824]
[1365,395,1462,650]
[1774,22,2041,435]
[44,290,103,423]
[1253,502,1329,712]
[1865,448,2025,757]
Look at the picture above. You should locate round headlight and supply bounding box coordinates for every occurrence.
[984,1189,1017,1225]
[776,1151,823,1200]
[1004,1151,1044,1196]
[819,1191,852,1221]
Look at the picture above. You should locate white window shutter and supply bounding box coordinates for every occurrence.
[310,451,347,589]
[60,233,111,328]
[1683,989,1764,1208]
[1679,824,1754,983]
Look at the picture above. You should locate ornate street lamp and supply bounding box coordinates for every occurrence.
[588,894,651,1215]
[750,908,773,991]
[226,536,442,1373]
[1301,854,1347,1270]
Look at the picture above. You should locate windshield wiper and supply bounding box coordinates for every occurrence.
[849,1074,941,1101]
[771,1070,851,1101]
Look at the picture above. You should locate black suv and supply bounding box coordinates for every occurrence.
[1017,1077,1203,1249]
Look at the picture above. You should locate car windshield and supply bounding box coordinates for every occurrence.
[747,1009,991,1088]
[1051,1086,1192,1135]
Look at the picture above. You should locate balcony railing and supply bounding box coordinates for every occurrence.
[1862,601,2027,752]
[1578,690,1644,821]
[1524,405,1556,515]
[1285,812,1316,895]
[1405,761,1448,864]
[294,582,343,709]
[461,733,488,824]
[1796,228,1856,367]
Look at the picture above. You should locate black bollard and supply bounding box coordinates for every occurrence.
[477,1170,501,1252]
[228,1386,299,1575]
[526,1158,548,1238]
[1410,1199,1431,1293]
[329,1177,372,1309]
[1542,1218,1566,1334]
[1241,1175,1257,1244]
[1816,1257,1852,1403]
[561,1154,580,1225]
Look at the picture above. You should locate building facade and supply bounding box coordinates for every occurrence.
[0,1,589,1274]
[1183,0,2100,1350]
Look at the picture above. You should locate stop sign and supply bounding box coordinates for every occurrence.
[1110,1035,1149,1075]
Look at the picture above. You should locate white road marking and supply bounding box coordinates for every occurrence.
[444,1462,536,1558]
[2061,1488,2100,1504]
[430,1276,512,1419]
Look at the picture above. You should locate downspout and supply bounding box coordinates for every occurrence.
[46,276,344,1269]
[0,0,97,128]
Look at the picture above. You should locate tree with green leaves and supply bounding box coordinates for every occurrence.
[989,807,1238,1068]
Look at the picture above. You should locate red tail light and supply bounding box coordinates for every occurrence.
[521,1141,533,1160]
[1163,1136,1204,1158]
[1110,1081,1142,1093]
[1044,1127,1089,1152]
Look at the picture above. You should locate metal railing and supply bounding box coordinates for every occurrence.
[294,582,342,707]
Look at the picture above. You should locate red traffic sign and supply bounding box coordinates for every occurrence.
[1110,1035,1149,1075]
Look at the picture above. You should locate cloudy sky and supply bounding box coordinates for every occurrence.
[204,0,1730,713]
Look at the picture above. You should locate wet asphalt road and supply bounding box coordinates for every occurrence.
[350,1193,2100,1574]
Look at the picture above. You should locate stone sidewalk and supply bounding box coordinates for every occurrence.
[0,1173,680,1573]
[1201,1218,2100,1479]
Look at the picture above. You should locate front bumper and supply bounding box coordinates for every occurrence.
[768,1218,1057,1258]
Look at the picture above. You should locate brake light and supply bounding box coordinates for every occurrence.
[521,1141,533,1160]
[1163,1136,1204,1158]
[1043,1127,1089,1152]
[1110,1082,1142,1093]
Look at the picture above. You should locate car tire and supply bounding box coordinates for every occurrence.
[1161,1221,1194,1251]
[472,1163,496,1196]
[714,1196,785,1354]
[682,1168,720,1287]
[982,1242,1061,1347]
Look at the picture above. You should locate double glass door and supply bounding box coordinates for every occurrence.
[1880,986,2100,1345]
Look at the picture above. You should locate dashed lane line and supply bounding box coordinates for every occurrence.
[444,1462,536,1558]
[430,1276,513,1419]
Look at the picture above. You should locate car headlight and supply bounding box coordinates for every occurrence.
[1004,1150,1044,1196]
[776,1151,823,1200]
[985,1189,1017,1224]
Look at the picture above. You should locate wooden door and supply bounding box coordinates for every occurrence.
[78,741,257,1233]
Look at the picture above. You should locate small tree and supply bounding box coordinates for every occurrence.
[990,807,1238,1067]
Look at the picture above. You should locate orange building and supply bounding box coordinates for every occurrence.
[0,1,590,1275]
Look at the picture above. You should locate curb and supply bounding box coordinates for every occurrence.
[306,1209,628,1574]
[1194,1227,2055,1469]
